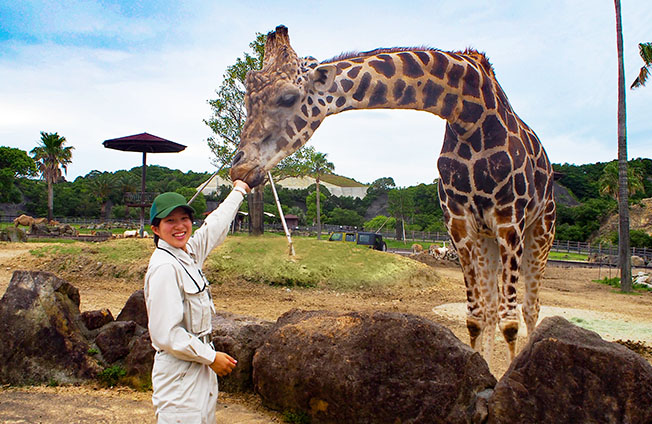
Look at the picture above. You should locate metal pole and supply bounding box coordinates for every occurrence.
[268,172,295,256]
[140,152,147,238]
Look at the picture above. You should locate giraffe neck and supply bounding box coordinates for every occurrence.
[310,49,504,136]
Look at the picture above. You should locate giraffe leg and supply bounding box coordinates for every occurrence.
[521,208,555,338]
[473,237,501,366]
[455,242,485,354]
[497,226,525,362]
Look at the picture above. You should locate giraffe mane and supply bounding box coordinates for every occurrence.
[322,46,495,77]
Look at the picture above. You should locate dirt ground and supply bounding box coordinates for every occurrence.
[1,242,651,423]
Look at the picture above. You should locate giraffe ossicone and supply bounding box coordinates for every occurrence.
[230,25,556,364]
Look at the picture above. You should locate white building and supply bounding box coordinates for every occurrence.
[197,175,369,199]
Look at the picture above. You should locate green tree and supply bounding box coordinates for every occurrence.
[598,160,644,202]
[324,207,365,228]
[364,215,396,232]
[307,151,335,239]
[614,0,632,292]
[30,132,74,221]
[631,42,652,89]
[0,146,37,202]
[86,171,116,222]
[205,33,266,235]
[388,187,415,241]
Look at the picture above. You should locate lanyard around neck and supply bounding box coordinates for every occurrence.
[157,247,206,294]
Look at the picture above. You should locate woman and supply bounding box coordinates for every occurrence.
[144,180,250,423]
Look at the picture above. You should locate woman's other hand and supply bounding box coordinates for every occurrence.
[209,352,237,377]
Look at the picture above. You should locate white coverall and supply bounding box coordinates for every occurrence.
[144,190,244,423]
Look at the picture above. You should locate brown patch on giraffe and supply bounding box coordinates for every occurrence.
[335,97,346,107]
[368,82,388,107]
[447,64,464,88]
[294,116,307,132]
[429,51,448,79]
[340,79,354,92]
[398,52,424,78]
[369,54,396,78]
[347,66,362,78]
[422,80,444,109]
[482,114,507,149]
[352,72,371,102]
[459,100,484,123]
[462,66,481,98]
[500,322,519,343]
[449,218,468,243]
[398,85,417,105]
[441,93,458,119]
[496,206,513,223]
[392,79,406,100]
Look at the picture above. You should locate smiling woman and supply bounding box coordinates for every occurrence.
[143,182,249,423]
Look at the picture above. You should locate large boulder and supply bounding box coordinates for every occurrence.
[211,310,275,392]
[116,289,148,328]
[81,308,114,330]
[0,227,27,242]
[123,330,156,390]
[253,309,496,424]
[0,271,101,384]
[94,320,140,363]
[488,316,652,423]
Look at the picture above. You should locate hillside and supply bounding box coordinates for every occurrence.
[597,197,652,239]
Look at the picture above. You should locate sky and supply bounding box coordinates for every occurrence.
[1,0,651,188]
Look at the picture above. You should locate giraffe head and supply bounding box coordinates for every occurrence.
[230,25,336,187]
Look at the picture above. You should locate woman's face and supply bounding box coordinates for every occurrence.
[151,207,192,251]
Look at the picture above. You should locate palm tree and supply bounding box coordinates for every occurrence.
[614,0,632,292]
[307,151,334,240]
[631,42,652,89]
[30,132,74,222]
[598,161,645,202]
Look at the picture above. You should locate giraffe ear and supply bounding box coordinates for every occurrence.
[309,64,337,92]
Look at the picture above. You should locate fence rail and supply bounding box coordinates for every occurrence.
[2,215,650,262]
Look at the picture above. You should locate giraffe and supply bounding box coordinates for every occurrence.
[230,25,556,363]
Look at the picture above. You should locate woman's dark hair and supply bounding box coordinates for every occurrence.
[150,210,194,247]
[151,217,161,247]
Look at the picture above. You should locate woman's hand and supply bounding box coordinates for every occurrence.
[209,352,238,377]
[233,180,251,194]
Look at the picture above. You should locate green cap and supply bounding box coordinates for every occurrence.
[150,192,195,223]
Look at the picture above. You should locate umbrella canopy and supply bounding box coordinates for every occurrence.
[102,132,186,153]
[102,132,187,237]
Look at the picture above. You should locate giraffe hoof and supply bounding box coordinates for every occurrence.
[500,321,519,343]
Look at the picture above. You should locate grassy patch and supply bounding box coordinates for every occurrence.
[548,251,588,261]
[593,276,652,293]
[206,233,438,290]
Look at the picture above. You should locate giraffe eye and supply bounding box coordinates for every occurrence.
[276,92,299,108]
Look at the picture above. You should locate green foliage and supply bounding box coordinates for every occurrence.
[631,42,652,89]
[612,229,652,248]
[364,215,396,231]
[324,207,364,228]
[283,410,311,424]
[0,146,38,202]
[87,347,99,355]
[98,365,127,387]
[205,32,265,172]
[554,198,614,241]
[594,276,652,292]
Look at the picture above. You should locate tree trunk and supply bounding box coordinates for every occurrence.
[316,176,322,240]
[395,217,404,241]
[47,179,53,222]
[248,185,264,236]
[615,0,632,292]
